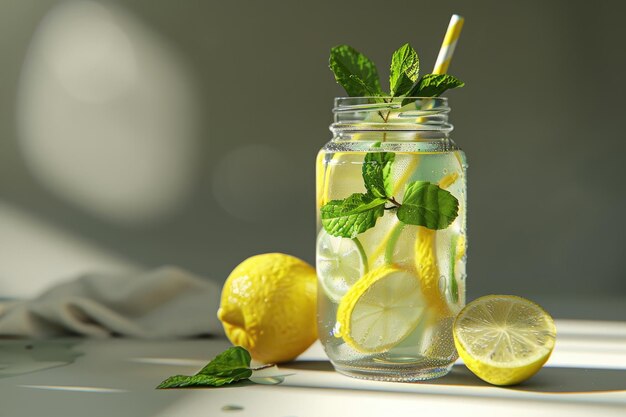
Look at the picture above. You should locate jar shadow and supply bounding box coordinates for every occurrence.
[284,361,626,394]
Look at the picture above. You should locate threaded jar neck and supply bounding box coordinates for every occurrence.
[331,97,453,135]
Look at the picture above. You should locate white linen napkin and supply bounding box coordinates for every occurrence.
[0,266,224,338]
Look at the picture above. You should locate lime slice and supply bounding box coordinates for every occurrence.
[453,295,556,386]
[336,265,426,353]
[316,231,366,302]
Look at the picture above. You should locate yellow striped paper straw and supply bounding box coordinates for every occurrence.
[369,17,467,266]
[433,14,464,75]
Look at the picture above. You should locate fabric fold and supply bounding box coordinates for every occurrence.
[0,266,224,338]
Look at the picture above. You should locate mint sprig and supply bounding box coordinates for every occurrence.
[320,143,396,238]
[329,45,383,97]
[320,193,386,238]
[363,144,395,198]
[322,44,462,238]
[197,345,252,376]
[320,145,459,238]
[156,346,273,389]
[156,372,249,389]
[349,75,385,99]
[397,181,459,229]
[389,43,419,97]
[329,43,464,98]
[404,73,464,99]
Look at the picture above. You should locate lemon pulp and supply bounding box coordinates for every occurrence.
[336,265,426,353]
[453,295,556,385]
[317,231,367,302]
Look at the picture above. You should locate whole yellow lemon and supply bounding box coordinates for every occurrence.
[217,253,318,363]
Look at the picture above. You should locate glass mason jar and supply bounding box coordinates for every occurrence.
[316,97,467,381]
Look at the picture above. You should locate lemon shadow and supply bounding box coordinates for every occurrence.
[429,364,626,393]
[284,361,626,394]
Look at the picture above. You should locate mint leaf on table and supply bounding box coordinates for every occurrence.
[363,145,395,198]
[396,181,459,229]
[156,346,255,389]
[389,43,419,97]
[199,345,251,376]
[329,45,383,96]
[156,371,251,389]
[321,193,386,238]
[405,73,464,98]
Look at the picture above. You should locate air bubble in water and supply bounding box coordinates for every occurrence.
[439,275,447,293]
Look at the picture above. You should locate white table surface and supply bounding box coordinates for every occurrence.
[0,319,624,417]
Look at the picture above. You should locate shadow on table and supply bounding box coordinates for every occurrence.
[431,365,626,393]
[513,367,626,393]
[0,340,83,379]
[283,360,335,372]
[285,361,626,394]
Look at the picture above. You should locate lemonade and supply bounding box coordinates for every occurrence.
[316,97,467,381]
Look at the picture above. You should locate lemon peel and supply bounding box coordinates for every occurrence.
[414,171,460,317]
[217,253,317,364]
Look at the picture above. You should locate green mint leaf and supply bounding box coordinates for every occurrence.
[349,75,385,101]
[156,369,252,389]
[363,146,395,198]
[405,73,464,98]
[389,43,419,96]
[329,45,383,96]
[321,193,386,238]
[156,346,254,389]
[198,346,251,376]
[397,181,459,230]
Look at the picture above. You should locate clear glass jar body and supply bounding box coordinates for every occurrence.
[316,97,467,381]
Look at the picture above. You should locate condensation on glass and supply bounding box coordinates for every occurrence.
[316,97,467,381]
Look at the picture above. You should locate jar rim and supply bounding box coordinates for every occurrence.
[334,96,448,100]
[334,96,448,106]
[331,96,452,133]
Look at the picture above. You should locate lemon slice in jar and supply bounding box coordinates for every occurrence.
[316,231,367,302]
[336,264,427,353]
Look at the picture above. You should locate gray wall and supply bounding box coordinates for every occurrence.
[0,0,624,319]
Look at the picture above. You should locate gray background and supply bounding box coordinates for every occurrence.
[0,0,624,319]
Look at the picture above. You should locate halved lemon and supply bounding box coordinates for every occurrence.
[336,264,427,353]
[453,295,557,386]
